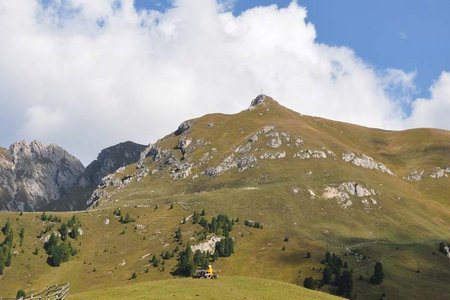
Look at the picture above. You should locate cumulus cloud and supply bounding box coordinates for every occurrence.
[405,72,450,129]
[0,0,448,164]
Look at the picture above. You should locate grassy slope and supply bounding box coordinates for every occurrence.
[70,276,342,300]
[1,97,449,299]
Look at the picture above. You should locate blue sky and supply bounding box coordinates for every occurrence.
[136,0,450,99]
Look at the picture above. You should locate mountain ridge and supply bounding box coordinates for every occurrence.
[0,95,449,299]
[0,140,146,211]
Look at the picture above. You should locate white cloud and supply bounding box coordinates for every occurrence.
[22,106,66,138]
[0,0,447,165]
[405,71,450,129]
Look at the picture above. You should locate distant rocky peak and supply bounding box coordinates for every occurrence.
[83,141,146,186]
[249,94,278,110]
[1,140,85,211]
[9,140,80,166]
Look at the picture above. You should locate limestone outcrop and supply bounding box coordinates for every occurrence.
[0,141,84,211]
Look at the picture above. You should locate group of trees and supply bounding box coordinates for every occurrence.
[190,209,206,225]
[244,220,263,229]
[173,245,195,276]
[40,212,61,223]
[173,211,236,277]
[321,251,353,298]
[304,250,384,298]
[59,215,82,240]
[174,238,234,277]
[214,237,234,257]
[37,213,63,239]
[0,220,14,275]
[44,233,77,267]
[44,215,81,266]
[113,208,135,224]
[191,210,235,237]
[304,251,353,298]
[173,243,231,277]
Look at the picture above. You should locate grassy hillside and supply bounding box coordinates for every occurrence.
[1,96,449,299]
[70,276,342,300]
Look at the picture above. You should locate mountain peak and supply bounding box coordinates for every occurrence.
[249,94,280,110]
[250,94,267,106]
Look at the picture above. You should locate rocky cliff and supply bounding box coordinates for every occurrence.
[0,140,146,211]
[0,141,84,211]
[53,141,146,211]
[81,141,146,187]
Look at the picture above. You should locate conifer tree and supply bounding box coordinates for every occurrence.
[303,277,315,289]
[322,266,332,284]
[370,262,384,284]
[337,270,353,298]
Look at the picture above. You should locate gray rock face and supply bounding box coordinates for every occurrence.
[294,149,327,159]
[322,182,379,210]
[0,140,145,211]
[81,141,146,187]
[250,94,266,107]
[430,167,448,179]
[403,169,425,181]
[342,152,395,176]
[0,141,85,211]
[191,235,222,253]
[175,120,193,136]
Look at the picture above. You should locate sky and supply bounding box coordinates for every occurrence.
[0,0,449,165]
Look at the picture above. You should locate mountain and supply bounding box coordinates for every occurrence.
[0,95,449,299]
[0,140,146,212]
[45,141,146,211]
[0,140,84,211]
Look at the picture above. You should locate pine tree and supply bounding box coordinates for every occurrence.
[199,217,208,229]
[325,251,331,264]
[322,266,332,284]
[40,212,45,221]
[192,211,200,224]
[175,244,194,276]
[59,223,68,241]
[16,289,26,299]
[0,258,4,275]
[19,228,25,247]
[4,229,14,247]
[370,262,384,284]
[439,241,447,255]
[303,277,315,290]
[333,268,341,284]
[70,223,80,239]
[174,227,182,244]
[5,249,12,267]
[44,233,59,253]
[337,270,353,298]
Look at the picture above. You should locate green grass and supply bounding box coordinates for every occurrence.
[69,276,342,300]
